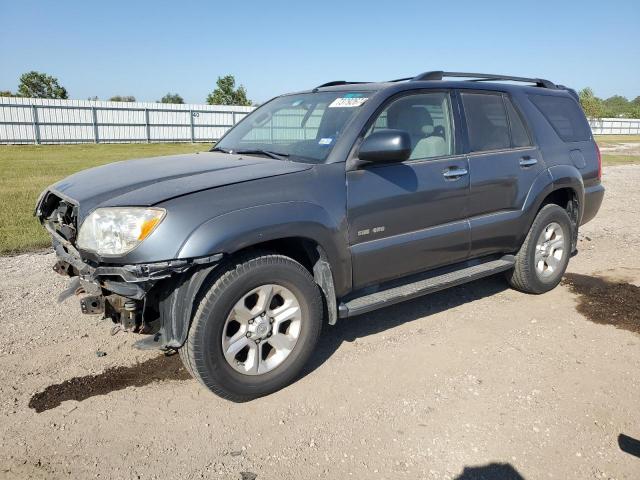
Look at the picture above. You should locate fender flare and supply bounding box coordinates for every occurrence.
[515,166,584,251]
[547,164,585,223]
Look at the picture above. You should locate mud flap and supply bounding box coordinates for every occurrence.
[568,193,579,253]
[156,264,218,349]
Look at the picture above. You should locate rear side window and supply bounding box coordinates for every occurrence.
[461,93,510,151]
[529,94,591,142]
[504,97,532,148]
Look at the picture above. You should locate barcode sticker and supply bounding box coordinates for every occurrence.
[329,97,368,108]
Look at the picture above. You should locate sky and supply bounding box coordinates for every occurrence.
[1,0,638,104]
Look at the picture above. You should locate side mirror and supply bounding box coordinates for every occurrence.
[358,129,412,163]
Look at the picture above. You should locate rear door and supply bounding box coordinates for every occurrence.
[460,91,544,257]
[346,91,470,289]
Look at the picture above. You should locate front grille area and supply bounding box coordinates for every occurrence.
[38,191,78,244]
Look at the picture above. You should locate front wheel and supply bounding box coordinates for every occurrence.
[180,254,323,401]
[506,204,572,294]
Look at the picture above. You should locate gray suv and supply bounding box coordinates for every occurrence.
[36,71,604,400]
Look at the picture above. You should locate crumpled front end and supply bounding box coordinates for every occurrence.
[35,189,221,349]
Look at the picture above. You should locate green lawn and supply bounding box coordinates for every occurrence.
[1,137,639,255]
[594,134,640,145]
[595,135,640,166]
[0,143,211,255]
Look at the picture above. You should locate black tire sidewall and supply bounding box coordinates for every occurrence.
[191,257,322,399]
[524,205,572,292]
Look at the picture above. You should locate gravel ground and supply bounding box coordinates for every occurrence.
[1,165,640,480]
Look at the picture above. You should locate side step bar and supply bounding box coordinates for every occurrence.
[338,255,515,318]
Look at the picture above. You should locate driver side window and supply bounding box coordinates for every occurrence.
[366,92,454,160]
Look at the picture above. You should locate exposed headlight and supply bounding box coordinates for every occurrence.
[77,207,166,256]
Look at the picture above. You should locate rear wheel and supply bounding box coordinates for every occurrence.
[506,204,572,294]
[179,253,323,401]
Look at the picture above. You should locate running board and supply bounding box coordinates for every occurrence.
[339,255,515,318]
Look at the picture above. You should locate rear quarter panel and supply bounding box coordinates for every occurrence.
[516,90,601,225]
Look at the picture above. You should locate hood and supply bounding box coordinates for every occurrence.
[49,152,312,219]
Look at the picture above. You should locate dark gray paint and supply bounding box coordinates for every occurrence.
[50,152,312,219]
[38,78,605,337]
[347,156,471,288]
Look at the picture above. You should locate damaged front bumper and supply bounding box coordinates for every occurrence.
[48,225,221,349]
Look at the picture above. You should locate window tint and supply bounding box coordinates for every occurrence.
[461,93,510,151]
[505,97,531,147]
[529,94,591,142]
[366,92,454,160]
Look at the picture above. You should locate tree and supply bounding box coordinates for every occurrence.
[603,95,630,118]
[0,90,15,97]
[206,75,251,106]
[17,71,68,99]
[109,95,136,102]
[158,92,184,104]
[578,88,605,119]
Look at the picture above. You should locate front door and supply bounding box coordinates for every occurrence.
[346,91,471,290]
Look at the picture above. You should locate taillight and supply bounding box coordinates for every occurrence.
[595,142,602,180]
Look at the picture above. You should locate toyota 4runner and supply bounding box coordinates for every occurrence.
[36,71,604,400]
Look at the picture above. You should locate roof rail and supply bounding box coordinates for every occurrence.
[388,77,414,83]
[411,71,557,89]
[314,80,370,89]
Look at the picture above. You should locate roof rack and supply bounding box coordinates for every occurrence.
[314,71,559,90]
[411,71,557,89]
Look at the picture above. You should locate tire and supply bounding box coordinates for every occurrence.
[506,204,573,294]
[179,253,323,401]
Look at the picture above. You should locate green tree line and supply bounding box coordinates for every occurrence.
[1,71,252,106]
[579,88,640,119]
[4,71,636,117]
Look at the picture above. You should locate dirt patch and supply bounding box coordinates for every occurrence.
[599,142,640,156]
[28,353,190,413]
[563,273,640,334]
[2,164,640,479]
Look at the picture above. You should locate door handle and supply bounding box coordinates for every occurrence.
[519,157,538,167]
[443,167,468,179]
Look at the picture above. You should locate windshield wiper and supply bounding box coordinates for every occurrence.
[236,149,290,160]
[211,146,232,154]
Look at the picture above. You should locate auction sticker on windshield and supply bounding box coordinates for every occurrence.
[329,97,368,108]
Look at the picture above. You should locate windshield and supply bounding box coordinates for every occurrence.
[215,91,370,163]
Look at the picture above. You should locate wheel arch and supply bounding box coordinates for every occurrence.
[518,166,584,252]
[222,236,340,326]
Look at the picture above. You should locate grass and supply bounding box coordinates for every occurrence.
[1,136,639,255]
[594,134,640,145]
[0,143,211,255]
[594,135,640,166]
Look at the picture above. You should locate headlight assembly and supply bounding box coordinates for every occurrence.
[77,207,166,256]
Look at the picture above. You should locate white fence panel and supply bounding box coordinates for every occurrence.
[3,97,639,144]
[0,97,254,144]
[588,118,640,135]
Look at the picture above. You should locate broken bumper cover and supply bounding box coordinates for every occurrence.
[47,221,223,350]
[49,225,221,300]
